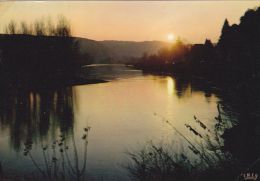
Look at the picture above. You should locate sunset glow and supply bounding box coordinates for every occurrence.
[167,33,175,42]
[0,1,260,180]
[0,1,259,43]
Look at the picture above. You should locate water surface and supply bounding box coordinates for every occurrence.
[0,64,226,180]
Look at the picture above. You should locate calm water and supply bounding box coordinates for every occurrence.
[0,64,236,180]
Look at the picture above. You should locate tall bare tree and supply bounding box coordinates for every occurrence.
[4,20,17,34]
[56,15,71,37]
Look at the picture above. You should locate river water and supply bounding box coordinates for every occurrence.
[0,64,243,180]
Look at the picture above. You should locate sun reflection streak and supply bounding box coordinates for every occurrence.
[167,76,175,96]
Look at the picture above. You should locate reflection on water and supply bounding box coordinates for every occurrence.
[167,77,174,96]
[0,87,74,151]
[0,64,259,180]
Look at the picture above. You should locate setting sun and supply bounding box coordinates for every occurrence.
[167,33,175,42]
[0,1,260,180]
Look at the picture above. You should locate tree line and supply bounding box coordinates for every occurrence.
[136,6,260,83]
[0,16,87,88]
[4,16,71,37]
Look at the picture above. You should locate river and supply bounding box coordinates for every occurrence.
[1,64,255,180]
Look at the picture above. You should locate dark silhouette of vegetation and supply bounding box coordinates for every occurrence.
[0,16,95,88]
[0,6,260,181]
[4,16,71,37]
[0,83,95,181]
[172,74,260,174]
[125,105,260,181]
[133,7,260,180]
[136,38,190,73]
[136,7,260,83]
[22,126,91,181]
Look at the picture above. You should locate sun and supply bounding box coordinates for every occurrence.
[167,33,175,42]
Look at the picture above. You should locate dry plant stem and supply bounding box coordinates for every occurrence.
[28,152,46,177]
[71,130,80,179]
[64,138,76,175]
[41,140,51,178]
[61,151,66,179]
[80,131,89,175]
[164,118,212,166]
[52,143,57,178]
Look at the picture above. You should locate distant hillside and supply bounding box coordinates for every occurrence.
[0,34,170,65]
[75,37,112,64]
[75,37,170,64]
[100,40,171,62]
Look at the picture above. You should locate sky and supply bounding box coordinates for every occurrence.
[0,1,259,43]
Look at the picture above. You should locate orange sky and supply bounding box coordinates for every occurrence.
[0,1,259,43]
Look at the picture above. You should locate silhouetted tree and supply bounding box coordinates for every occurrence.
[0,16,82,87]
[34,19,46,36]
[46,18,56,36]
[20,21,31,35]
[4,20,17,34]
[136,6,260,81]
[222,19,230,36]
[56,15,71,37]
[170,38,189,63]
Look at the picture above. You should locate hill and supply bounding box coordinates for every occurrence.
[75,38,170,64]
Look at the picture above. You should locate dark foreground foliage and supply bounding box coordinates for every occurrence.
[125,105,258,181]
